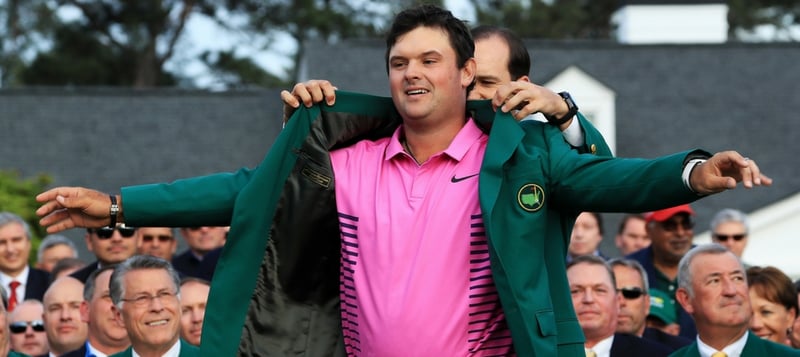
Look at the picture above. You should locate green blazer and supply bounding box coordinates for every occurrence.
[121,92,701,356]
[110,339,200,357]
[669,332,800,356]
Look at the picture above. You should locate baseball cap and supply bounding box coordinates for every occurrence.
[644,204,694,224]
[648,288,677,325]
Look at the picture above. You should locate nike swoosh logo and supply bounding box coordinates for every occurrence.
[451,173,479,183]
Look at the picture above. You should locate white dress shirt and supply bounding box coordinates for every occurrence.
[697,330,748,357]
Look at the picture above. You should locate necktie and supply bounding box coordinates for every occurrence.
[711,352,727,357]
[586,350,597,357]
[8,280,20,312]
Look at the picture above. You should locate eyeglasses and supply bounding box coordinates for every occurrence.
[9,320,45,334]
[618,287,645,300]
[141,234,173,243]
[713,233,746,242]
[659,219,694,232]
[121,290,177,307]
[91,225,137,239]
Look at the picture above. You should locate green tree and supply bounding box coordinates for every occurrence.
[728,0,800,41]
[0,170,52,264]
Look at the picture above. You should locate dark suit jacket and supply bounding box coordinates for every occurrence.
[60,342,87,357]
[121,92,704,356]
[611,333,673,357]
[171,247,220,282]
[109,340,199,357]
[669,331,800,356]
[69,261,99,283]
[24,267,50,301]
[643,327,692,351]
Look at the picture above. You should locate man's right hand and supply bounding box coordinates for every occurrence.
[36,187,120,233]
[280,80,338,124]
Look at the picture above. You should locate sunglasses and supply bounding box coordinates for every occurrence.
[659,219,694,232]
[91,225,137,239]
[141,234,173,243]
[713,233,746,242]
[618,287,645,300]
[9,320,45,334]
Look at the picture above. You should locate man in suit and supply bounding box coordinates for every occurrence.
[108,255,198,356]
[568,255,672,356]
[609,258,691,351]
[36,4,771,356]
[628,204,699,339]
[171,227,225,281]
[8,299,49,356]
[671,244,800,356]
[62,266,130,357]
[0,212,51,311]
[42,276,88,356]
[70,224,139,283]
[0,292,28,356]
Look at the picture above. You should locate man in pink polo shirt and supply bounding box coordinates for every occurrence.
[38,4,772,356]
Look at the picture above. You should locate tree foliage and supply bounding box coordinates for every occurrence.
[0,170,52,264]
[0,0,796,89]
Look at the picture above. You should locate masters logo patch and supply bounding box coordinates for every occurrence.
[517,184,545,212]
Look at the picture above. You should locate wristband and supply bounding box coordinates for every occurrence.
[108,195,119,228]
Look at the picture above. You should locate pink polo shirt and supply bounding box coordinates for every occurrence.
[330,119,514,356]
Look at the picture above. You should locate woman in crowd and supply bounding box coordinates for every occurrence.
[747,266,798,347]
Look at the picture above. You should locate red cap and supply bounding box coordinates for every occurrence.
[644,204,694,223]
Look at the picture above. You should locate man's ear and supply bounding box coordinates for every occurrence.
[516,75,530,83]
[461,58,476,88]
[79,301,90,323]
[675,288,694,314]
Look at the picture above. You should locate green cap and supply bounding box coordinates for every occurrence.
[648,288,677,325]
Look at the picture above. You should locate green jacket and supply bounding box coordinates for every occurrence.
[669,332,800,356]
[110,339,200,357]
[122,91,701,356]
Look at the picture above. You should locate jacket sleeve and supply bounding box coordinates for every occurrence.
[542,124,702,213]
[120,166,256,227]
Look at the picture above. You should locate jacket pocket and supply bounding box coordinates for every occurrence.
[535,310,557,337]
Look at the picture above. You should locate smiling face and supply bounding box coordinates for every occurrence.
[115,268,181,355]
[647,213,694,264]
[387,26,474,127]
[749,290,795,344]
[0,222,32,276]
[568,261,620,344]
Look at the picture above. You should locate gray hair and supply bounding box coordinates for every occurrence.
[709,208,750,234]
[608,258,650,291]
[0,212,31,240]
[83,265,117,301]
[677,243,745,298]
[109,255,181,308]
[37,234,78,262]
[567,254,617,289]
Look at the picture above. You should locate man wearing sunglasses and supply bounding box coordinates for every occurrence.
[709,208,751,262]
[0,296,27,357]
[627,204,698,340]
[70,224,139,283]
[137,227,177,262]
[8,299,49,356]
[609,258,691,351]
